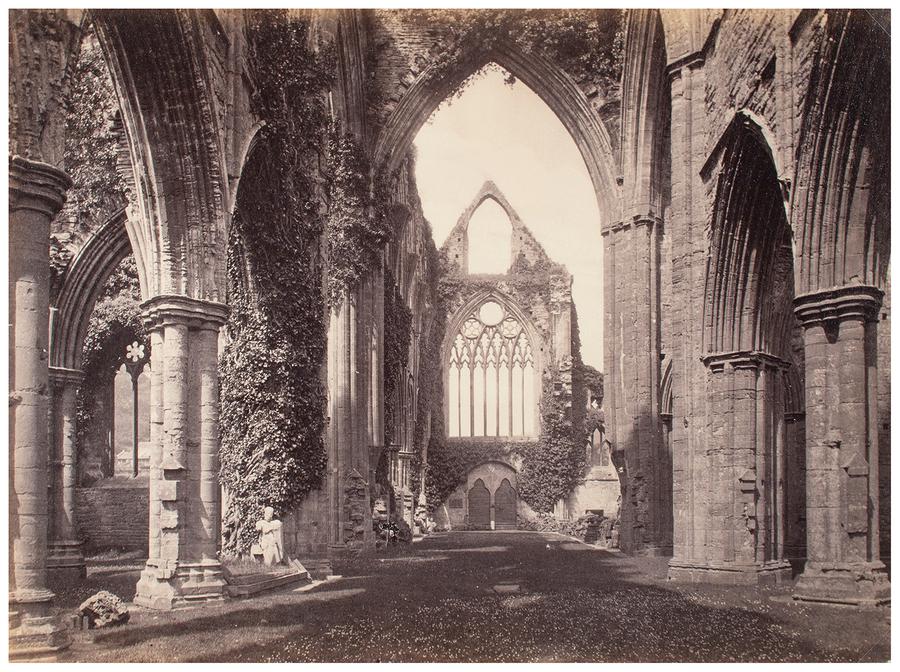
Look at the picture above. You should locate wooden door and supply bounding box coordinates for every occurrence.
[468,479,491,529]
[494,478,517,529]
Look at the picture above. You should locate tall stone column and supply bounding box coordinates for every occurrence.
[133,296,229,610]
[793,286,890,605]
[610,8,671,555]
[47,367,86,581]
[9,157,72,657]
[327,285,373,552]
[665,51,714,579]
[668,352,791,584]
[602,214,667,555]
[327,294,351,552]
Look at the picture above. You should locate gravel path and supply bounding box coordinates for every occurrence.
[60,531,890,662]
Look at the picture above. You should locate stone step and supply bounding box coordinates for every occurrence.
[225,559,312,599]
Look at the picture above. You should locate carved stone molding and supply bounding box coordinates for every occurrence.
[48,366,85,389]
[9,155,72,218]
[793,285,883,328]
[602,213,662,236]
[141,295,230,331]
[701,350,790,373]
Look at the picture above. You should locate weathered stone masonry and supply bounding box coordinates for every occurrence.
[7,7,891,658]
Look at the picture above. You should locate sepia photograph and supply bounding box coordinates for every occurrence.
[6,4,892,663]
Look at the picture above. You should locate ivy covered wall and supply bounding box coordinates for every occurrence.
[219,10,334,556]
[51,21,129,290]
[218,12,442,555]
[380,151,441,521]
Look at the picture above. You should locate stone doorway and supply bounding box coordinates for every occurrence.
[494,478,517,529]
[468,479,491,529]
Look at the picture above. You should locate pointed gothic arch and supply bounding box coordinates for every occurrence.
[92,9,231,301]
[373,40,619,220]
[702,112,794,358]
[792,9,890,296]
[444,180,555,275]
[50,209,134,371]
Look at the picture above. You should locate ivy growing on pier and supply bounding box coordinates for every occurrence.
[219,10,401,555]
[219,10,333,556]
[383,267,413,446]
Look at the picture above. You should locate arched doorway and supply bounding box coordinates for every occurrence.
[467,479,491,530]
[494,478,517,530]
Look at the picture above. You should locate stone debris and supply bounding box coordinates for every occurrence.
[78,590,130,629]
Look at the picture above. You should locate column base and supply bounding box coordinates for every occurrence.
[668,558,793,586]
[793,561,890,607]
[47,539,86,582]
[133,558,228,610]
[8,589,71,660]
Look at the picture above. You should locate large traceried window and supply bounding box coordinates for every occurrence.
[448,299,536,438]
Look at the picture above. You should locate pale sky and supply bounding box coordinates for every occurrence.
[413,65,605,368]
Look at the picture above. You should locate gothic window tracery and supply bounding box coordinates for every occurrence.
[447,299,536,437]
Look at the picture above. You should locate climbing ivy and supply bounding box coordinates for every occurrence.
[49,235,74,302]
[219,10,333,556]
[395,9,625,102]
[383,267,413,445]
[219,11,417,555]
[55,21,128,241]
[581,362,604,406]
[324,129,393,305]
[517,373,587,513]
[409,228,444,500]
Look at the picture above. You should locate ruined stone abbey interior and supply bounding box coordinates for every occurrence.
[8,8,891,660]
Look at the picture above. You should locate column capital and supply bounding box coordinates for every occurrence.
[666,51,706,79]
[141,295,229,331]
[793,285,883,328]
[9,155,71,217]
[602,212,663,236]
[702,350,789,372]
[48,366,84,388]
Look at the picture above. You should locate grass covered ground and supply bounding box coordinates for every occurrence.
[57,531,889,663]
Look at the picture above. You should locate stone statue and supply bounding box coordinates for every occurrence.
[255,506,284,565]
[413,501,428,535]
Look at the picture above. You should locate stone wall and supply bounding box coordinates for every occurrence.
[75,479,149,553]
[434,459,544,530]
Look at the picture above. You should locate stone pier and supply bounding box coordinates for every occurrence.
[792,286,890,606]
[668,352,792,585]
[47,366,87,581]
[9,157,73,657]
[133,296,229,610]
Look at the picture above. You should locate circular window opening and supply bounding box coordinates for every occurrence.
[479,301,504,326]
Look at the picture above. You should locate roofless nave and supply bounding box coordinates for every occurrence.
[8,8,890,659]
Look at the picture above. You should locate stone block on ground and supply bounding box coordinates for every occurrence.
[78,590,130,629]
